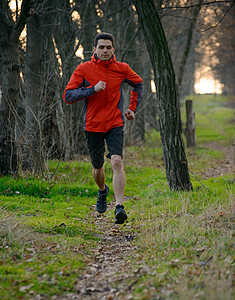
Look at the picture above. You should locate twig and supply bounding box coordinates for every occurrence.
[188,168,215,195]
[49,160,61,180]
[201,0,235,32]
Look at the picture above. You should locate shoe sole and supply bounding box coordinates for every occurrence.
[115,211,127,224]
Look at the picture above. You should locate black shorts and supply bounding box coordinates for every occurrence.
[85,126,124,169]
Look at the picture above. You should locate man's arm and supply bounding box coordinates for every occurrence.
[124,64,143,113]
[63,66,96,104]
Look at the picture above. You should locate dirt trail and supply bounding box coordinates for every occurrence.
[201,142,235,179]
[51,199,144,300]
[73,202,138,300]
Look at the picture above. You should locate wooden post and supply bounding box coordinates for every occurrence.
[232,141,235,164]
[186,100,196,147]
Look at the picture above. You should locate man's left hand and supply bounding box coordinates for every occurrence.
[125,109,135,120]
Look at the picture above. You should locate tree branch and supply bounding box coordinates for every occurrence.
[12,0,32,41]
[161,0,235,10]
[201,0,235,32]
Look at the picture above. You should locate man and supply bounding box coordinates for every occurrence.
[63,32,143,224]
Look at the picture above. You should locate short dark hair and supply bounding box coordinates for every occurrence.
[94,32,114,47]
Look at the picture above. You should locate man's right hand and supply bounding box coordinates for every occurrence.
[94,81,107,92]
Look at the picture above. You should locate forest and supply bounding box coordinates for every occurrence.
[0,0,234,299]
[0,0,234,177]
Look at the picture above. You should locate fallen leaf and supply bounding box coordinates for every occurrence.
[19,284,33,292]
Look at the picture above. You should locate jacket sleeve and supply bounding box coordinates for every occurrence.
[63,65,95,104]
[124,64,143,112]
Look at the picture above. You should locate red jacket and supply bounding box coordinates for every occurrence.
[63,54,143,133]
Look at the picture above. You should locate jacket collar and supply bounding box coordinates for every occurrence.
[91,53,116,65]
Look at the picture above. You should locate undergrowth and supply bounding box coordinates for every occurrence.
[0,94,234,299]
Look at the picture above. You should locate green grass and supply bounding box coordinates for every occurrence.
[0,94,234,299]
[0,209,88,299]
[129,175,234,299]
[0,162,106,299]
[181,94,235,144]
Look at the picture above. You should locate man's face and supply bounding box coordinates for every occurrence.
[93,39,114,61]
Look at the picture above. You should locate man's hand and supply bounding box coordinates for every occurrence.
[125,109,135,120]
[94,81,107,92]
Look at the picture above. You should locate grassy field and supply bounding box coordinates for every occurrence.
[0,94,234,299]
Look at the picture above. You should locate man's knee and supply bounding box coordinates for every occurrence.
[93,166,104,175]
[111,155,123,170]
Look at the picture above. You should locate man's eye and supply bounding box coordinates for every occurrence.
[107,46,112,49]
[99,46,104,49]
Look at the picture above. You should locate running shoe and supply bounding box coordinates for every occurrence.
[96,184,109,213]
[115,204,127,224]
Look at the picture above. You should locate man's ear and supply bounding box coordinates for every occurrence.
[93,47,96,53]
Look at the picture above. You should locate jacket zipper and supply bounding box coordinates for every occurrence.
[104,63,109,133]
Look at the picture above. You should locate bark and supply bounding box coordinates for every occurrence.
[142,60,158,131]
[186,100,196,148]
[0,0,31,175]
[22,8,43,172]
[0,38,18,174]
[80,0,97,62]
[54,0,88,159]
[177,0,203,98]
[132,0,192,191]
[41,0,61,160]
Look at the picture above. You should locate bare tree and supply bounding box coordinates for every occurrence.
[177,0,203,98]
[132,0,193,191]
[0,0,31,175]
[54,0,89,160]
[22,1,43,172]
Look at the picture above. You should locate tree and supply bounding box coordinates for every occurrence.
[192,0,235,95]
[212,1,235,94]
[0,0,31,175]
[54,0,88,160]
[177,0,203,98]
[22,0,43,172]
[157,0,202,100]
[132,0,193,191]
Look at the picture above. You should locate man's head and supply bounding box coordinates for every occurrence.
[94,32,114,48]
[93,32,115,61]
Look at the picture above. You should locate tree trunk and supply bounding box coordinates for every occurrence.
[132,0,192,191]
[41,0,61,160]
[177,0,203,98]
[0,40,19,175]
[0,0,31,175]
[54,0,88,159]
[23,10,43,172]
[80,0,97,62]
[142,61,157,131]
[186,100,196,148]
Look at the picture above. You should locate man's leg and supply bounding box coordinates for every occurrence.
[111,155,125,205]
[93,166,109,214]
[111,155,127,224]
[84,131,109,213]
[92,166,105,191]
[105,127,127,223]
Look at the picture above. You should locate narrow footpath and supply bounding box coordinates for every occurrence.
[51,199,144,300]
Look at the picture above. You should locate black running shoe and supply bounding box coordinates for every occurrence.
[96,184,109,214]
[115,204,127,224]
